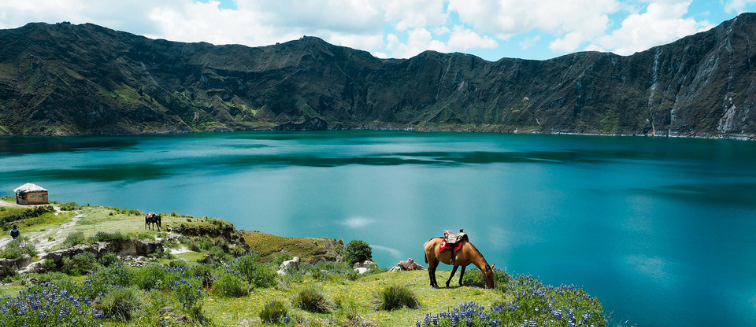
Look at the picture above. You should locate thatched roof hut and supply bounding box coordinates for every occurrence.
[13,183,48,205]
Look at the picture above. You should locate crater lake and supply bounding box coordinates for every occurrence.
[1,131,755,327]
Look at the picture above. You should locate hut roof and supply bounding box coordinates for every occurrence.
[14,183,47,194]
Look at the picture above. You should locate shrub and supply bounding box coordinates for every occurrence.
[191,264,215,288]
[62,252,98,275]
[97,287,144,321]
[213,272,248,297]
[201,246,233,265]
[171,276,204,309]
[189,239,214,252]
[98,252,121,267]
[42,259,57,270]
[343,240,372,265]
[92,231,129,242]
[229,254,277,288]
[0,205,54,225]
[188,302,212,325]
[90,262,133,288]
[461,270,486,287]
[259,300,288,324]
[377,285,420,311]
[60,202,81,211]
[63,231,86,247]
[0,282,99,326]
[293,286,331,313]
[0,237,37,259]
[133,264,169,290]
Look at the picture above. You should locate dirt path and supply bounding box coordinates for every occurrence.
[0,200,83,255]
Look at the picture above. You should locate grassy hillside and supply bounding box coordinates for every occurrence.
[0,199,610,326]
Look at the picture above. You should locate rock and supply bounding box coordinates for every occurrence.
[0,254,32,277]
[354,267,369,274]
[159,306,175,314]
[353,260,377,269]
[388,266,402,272]
[279,256,300,270]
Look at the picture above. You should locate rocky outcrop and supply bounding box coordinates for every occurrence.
[0,255,31,276]
[19,239,163,274]
[1,15,755,138]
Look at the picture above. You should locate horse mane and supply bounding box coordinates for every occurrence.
[465,241,490,267]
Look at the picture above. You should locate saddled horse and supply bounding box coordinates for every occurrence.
[145,212,161,230]
[424,237,495,288]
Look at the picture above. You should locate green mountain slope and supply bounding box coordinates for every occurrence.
[1,14,755,138]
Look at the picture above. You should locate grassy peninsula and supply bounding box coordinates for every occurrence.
[0,198,610,326]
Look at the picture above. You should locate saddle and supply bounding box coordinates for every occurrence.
[440,229,468,265]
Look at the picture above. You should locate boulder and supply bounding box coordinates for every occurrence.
[353,260,377,269]
[0,255,31,277]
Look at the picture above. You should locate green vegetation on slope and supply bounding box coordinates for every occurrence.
[0,201,610,326]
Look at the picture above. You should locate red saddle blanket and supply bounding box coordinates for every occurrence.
[439,240,464,252]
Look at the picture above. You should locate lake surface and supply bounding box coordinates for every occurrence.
[1,131,755,326]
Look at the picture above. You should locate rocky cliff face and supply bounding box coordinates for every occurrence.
[1,14,755,138]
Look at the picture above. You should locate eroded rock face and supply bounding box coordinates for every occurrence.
[24,239,164,274]
[1,15,755,138]
[0,255,31,276]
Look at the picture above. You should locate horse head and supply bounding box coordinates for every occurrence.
[484,264,496,289]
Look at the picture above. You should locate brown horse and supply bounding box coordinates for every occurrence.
[145,212,161,230]
[424,237,495,288]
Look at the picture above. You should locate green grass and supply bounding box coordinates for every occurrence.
[0,200,610,326]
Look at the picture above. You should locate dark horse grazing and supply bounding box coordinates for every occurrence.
[424,237,495,288]
[145,212,161,230]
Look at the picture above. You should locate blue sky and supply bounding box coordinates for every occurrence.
[1,0,755,61]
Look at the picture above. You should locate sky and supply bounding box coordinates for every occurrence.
[1,0,755,61]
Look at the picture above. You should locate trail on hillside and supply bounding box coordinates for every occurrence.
[0,200,82,254]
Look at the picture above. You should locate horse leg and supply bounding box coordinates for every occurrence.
[446,265,459,288]
[429,260,440,288]
[458,266,466,286]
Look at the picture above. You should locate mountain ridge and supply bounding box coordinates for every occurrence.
[0,14,754,139]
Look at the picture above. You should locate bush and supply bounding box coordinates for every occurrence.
[0,205,54,225]
[92,231,129,242]
[97,287,144,321]
[62,252,98,275]
[0,237,37,259]
[60,202,81,211]
[133,264,169,290]
[90,262,133,288]
[188,302,212,325]
[377,285,420,311]
[259,300,289,324]
[201,246,232,265]
[273,252,294,266]
[213,272,248,297]
[98,252,121,267]
[189,239,214,252]
[229,254,278,288]
[63,231,86,247]
[191,264,215,288]
[293,286,331,313]
[343,240,372,265]
[171,276,204,309]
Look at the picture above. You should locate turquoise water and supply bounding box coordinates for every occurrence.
[1,131,755,326]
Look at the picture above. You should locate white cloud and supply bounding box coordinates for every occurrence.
[724,0,756,13]
[587,1,714,55]
[519,35,541,50]
[447,25,498,52]
[448,0,620,43]
[383,0,446,31]
[341,216,375,229]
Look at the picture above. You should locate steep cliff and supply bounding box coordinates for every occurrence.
[0,14,754,138]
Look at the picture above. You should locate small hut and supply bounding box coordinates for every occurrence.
[13,183,48,205]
